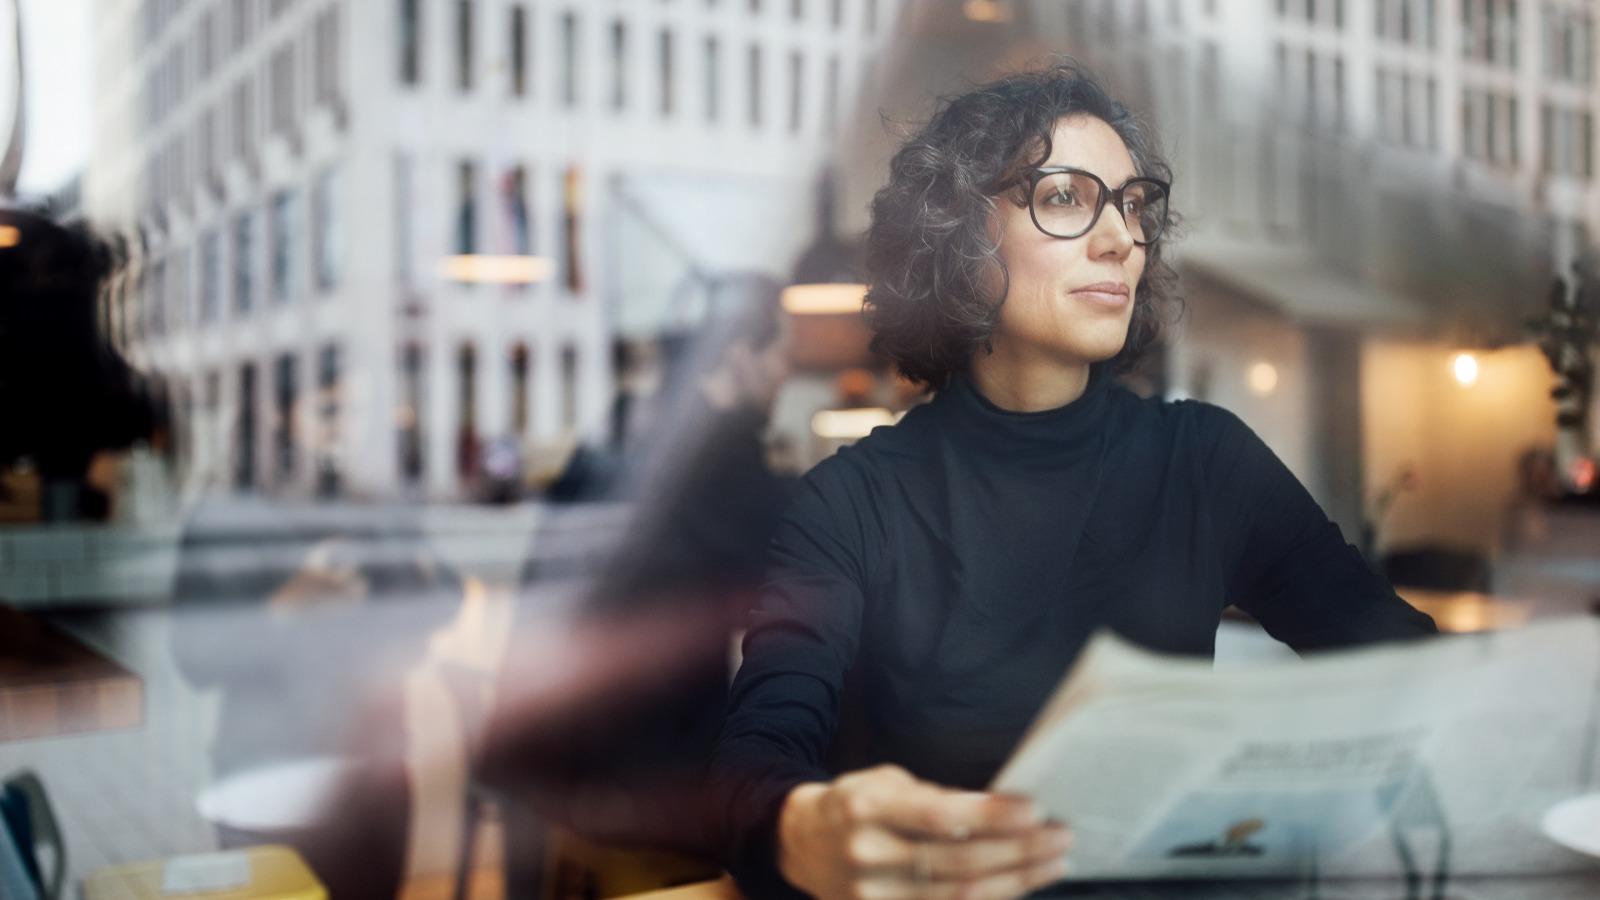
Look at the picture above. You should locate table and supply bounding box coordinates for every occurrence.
[82,845,324,900]
[1394,587,1534,633]
[0,605,142,741]
[623,870,1600,899]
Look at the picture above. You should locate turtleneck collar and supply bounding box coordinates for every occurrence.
[935,366,1114,461]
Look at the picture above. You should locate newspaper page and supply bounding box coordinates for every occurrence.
[991,618,1600,881]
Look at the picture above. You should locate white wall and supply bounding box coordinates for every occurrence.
[1361,340,1558,558]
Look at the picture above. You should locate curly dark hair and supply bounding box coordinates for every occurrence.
[864,61,1182,389]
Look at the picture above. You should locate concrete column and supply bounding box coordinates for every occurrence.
[1305,326,1369,547]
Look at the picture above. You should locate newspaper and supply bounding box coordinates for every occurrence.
[992,618,1600,881]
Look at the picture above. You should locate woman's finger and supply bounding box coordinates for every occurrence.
[927,855,1071,900]
[864,782,1043,839]
[920,825,1072,880]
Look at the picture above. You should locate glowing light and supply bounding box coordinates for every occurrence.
[1246,362,1278,396]
[964,0,1015,22]
[1574,458,1597,494]
[439,255,554,285]
[781,283,867,315]
[0,226,19,249]
[1452,353,1479,386]
[811,407,898,440]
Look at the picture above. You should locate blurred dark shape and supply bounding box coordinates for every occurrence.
[1,770,64,900]
[1528,266,1598,436]
[0,0,23,199]
[168,500,461,900]
[477,273,793,894]
[1380,545,1493,594]
[480,434,523,504]
[1362,464,1420,561]
[790,168,859,289]
[0,207,162,521]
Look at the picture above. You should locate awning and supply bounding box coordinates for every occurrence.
[1178,234,1432,331]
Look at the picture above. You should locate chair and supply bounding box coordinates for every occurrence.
[1,771,64,900]
[1380,544,1492,594]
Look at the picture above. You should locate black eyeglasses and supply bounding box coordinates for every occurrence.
[1022,167,1171,246]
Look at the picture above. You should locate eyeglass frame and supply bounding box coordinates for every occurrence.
[1019,166,1171,246]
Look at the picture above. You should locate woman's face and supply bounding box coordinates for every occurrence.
[989,114,1146,370]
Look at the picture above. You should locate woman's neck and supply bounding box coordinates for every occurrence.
[967,347,1091,412]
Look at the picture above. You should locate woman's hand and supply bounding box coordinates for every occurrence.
[776,764,1071,899]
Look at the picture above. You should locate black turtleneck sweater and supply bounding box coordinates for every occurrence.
[706,371,1437,896]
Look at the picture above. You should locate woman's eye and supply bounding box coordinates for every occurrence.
[1046,190,1080,207]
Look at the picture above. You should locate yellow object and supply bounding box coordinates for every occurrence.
[82,845,325,900]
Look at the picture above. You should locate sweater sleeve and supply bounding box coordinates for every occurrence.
[1199,406,1438,650]
[705,460,874,898]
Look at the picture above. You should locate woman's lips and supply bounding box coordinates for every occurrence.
[1070,283,1130,308]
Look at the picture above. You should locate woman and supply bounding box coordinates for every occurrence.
[707,63,1436,900]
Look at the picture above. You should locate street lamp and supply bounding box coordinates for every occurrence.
[0,0,23,199]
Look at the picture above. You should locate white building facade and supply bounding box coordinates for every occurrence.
[88,0,900,500]
[1044,0,1598,549]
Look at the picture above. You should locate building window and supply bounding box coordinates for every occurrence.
[199,9,217,78]
[270,46,296,138]
[316,344,343,496]
[274,353,298,479]
[831,0,843,27]
[865,0,878,32]
[511,5,529,96]
[788,50,803,133]
[1426,77,1438,148]
[231,0,253,52]
[659,29,675,116]
[792,0,805,18]
[1461,0,1518,67]
[504,165,532,255]
[1543,103,1594,177]
[399,0,421,85]
[705,35,720,122]
[456,161,478,255]
[1461,87,1520,166]
[562,166,585,294]
[399,344,427,484]
[233,211,254,316]
[560,344,579,431]
[1331,56,1346,132]
[201,229,222,324]
[748,43,762,127]
[510,343,531,435]
[270,189,296,303]
[824,54,839,134]
[456,0,475,91]
[456,343,478,479]
[562,12,580,108]
[611,19,628,110]
[314,166,341,291]
[1544,6,1593,85]
[232,77,255,164]
[313,5,342,108]
[236,362,258,490]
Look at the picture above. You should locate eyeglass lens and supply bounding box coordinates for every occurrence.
[1031,172,1168,244]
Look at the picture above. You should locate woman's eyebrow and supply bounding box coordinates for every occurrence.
[1044,164,1139,186]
